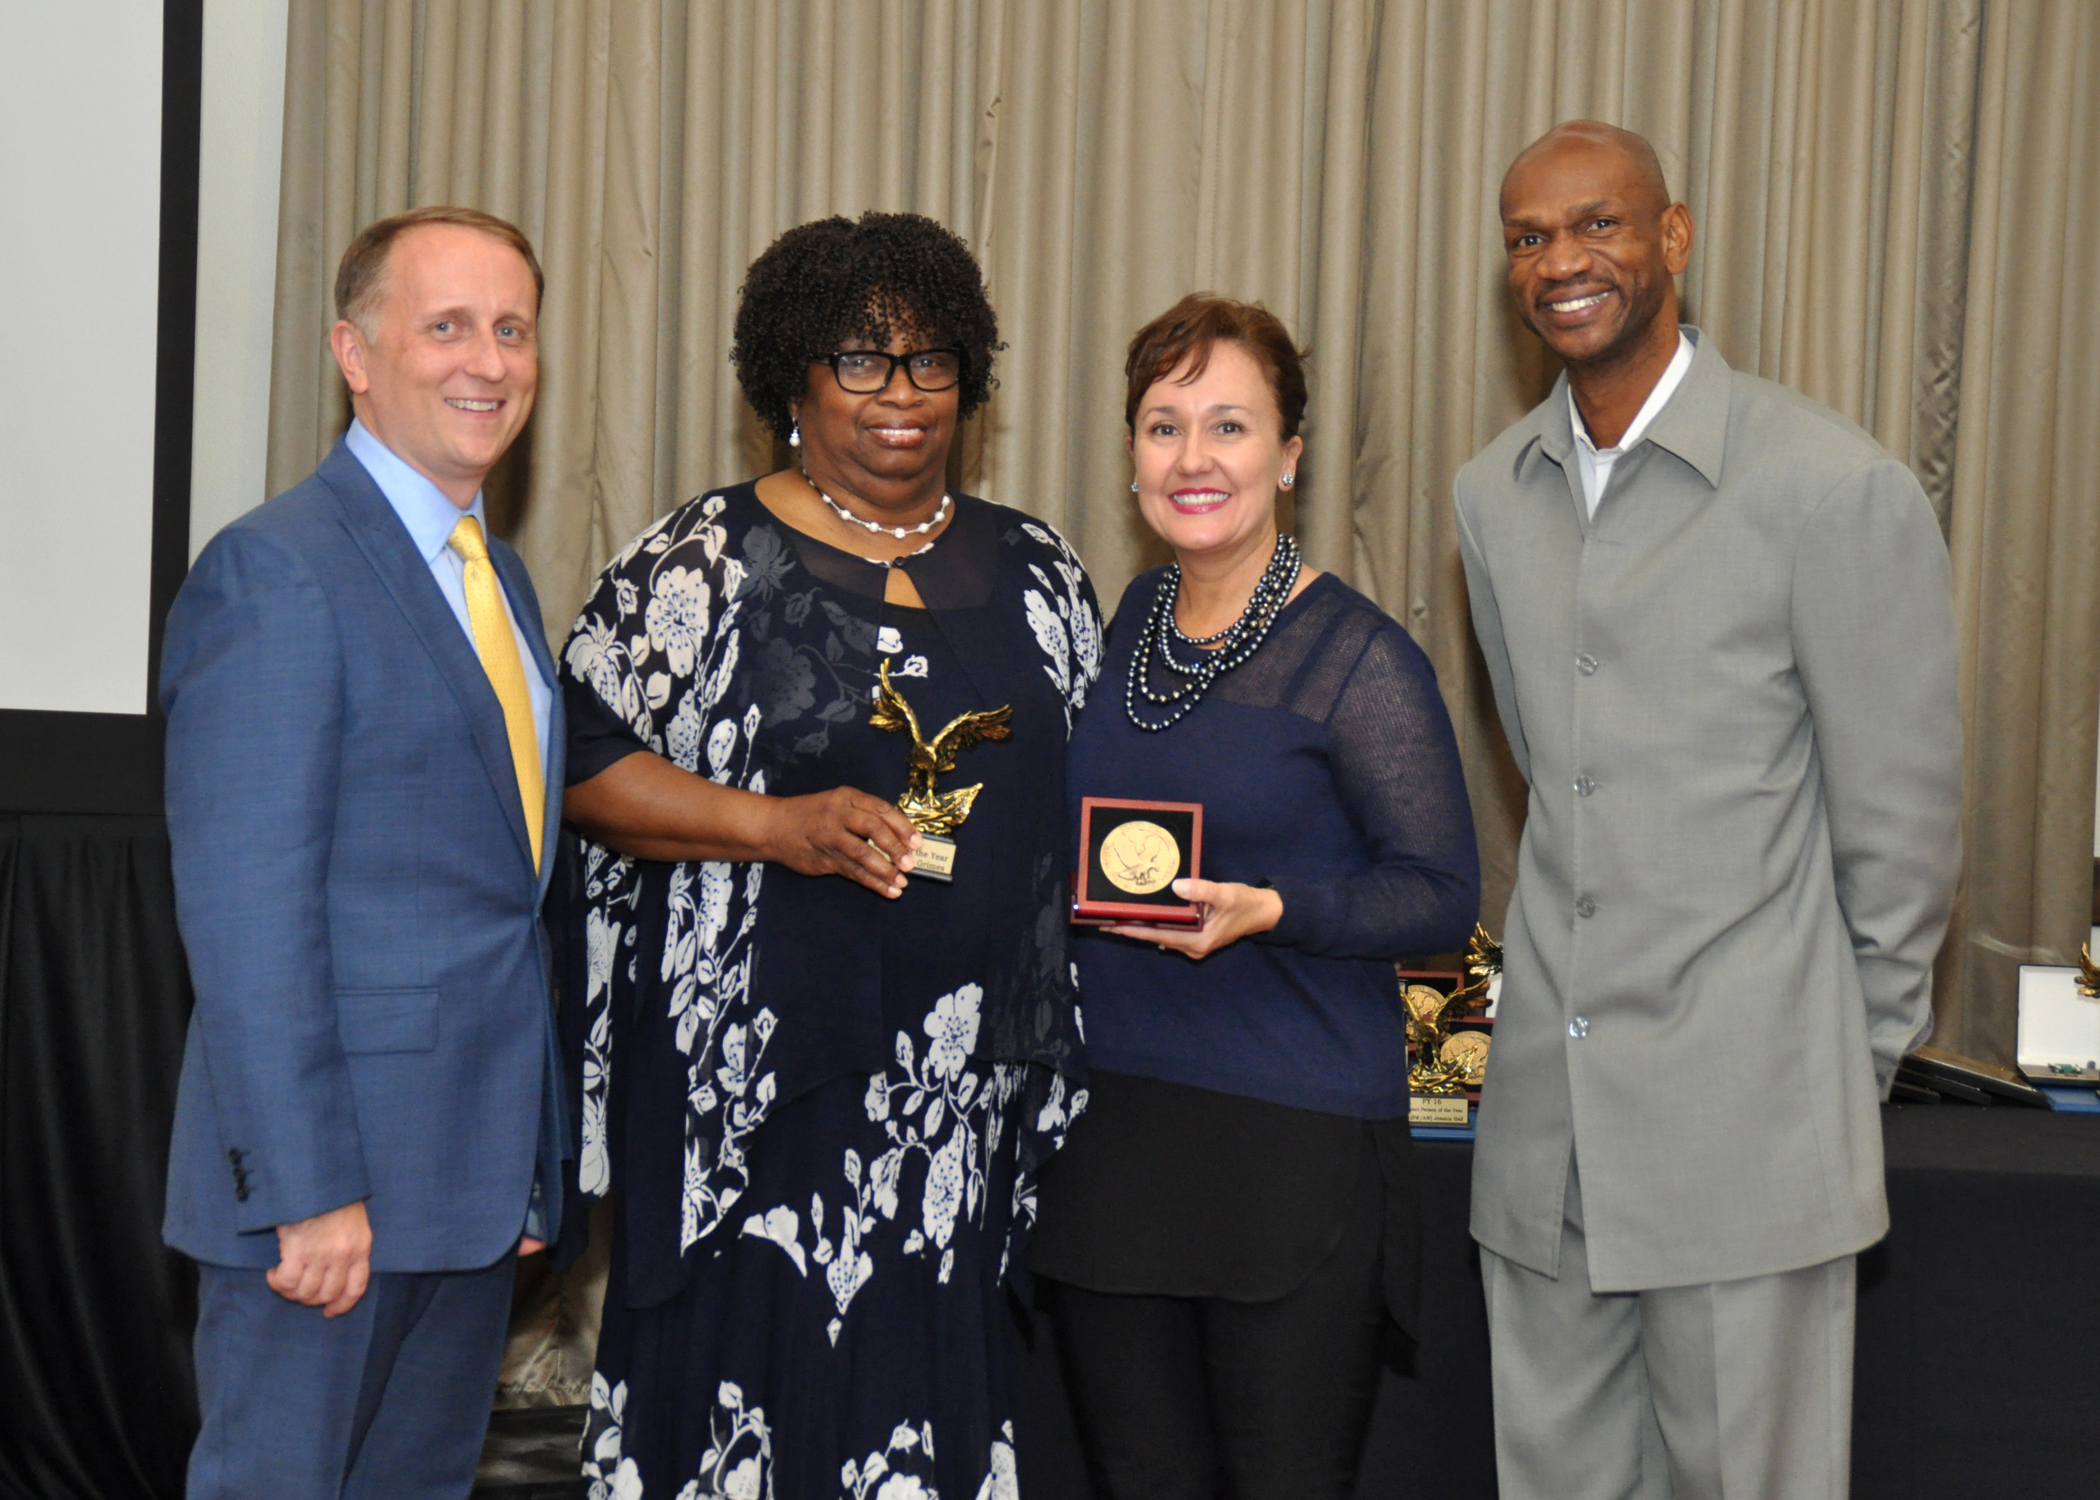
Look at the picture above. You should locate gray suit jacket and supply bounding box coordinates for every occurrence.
[1454,330,1961,1290]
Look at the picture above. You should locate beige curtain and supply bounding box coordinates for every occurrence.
[1934,1,2100,1058]
[266,0,2100,1063]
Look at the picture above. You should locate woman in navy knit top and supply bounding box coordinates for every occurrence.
[1031,296,1480,1497]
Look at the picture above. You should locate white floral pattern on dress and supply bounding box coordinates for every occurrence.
[586,1374,1015,1500]
[973,1423,1019,1500]
[740,985,1014,1344]
[585,1373,775,1500]
[1015,521,1103,731]
[841,1420,937,1500]
[566,495,775,1248]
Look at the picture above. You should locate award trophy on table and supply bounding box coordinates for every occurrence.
[1406,923,1503,1125]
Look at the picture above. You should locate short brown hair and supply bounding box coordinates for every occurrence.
[334,206,544,334]
[1123,295,1309,438]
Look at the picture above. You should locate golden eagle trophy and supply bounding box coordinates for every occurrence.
[868,659,1013,881]
[2080,944,2100,1000]
[1407,924,1503,1106]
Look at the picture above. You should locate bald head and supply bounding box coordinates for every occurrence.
[1497,119,1693,392]
[1503,120,1671,219]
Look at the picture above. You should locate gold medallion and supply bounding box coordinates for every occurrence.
[1439,1030,1491,1086]
[1099,819,1181,896]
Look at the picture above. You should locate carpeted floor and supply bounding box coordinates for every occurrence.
[472,1405,587,1499]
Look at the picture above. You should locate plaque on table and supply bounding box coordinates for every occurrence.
[1071,797,1203,926]
[2017,959,2100,1087]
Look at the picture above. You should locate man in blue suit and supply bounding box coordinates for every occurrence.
[161,205,566,1499]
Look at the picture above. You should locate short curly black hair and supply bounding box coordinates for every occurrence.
[732,211,1002,442]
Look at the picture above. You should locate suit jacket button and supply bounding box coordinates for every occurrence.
[234,1184,250,1202]
[1575,896,1596,918]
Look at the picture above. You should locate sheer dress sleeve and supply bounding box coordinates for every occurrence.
[1256,610,1479,959]
[564,673,652,785]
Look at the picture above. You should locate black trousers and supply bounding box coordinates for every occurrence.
[1043,1145,1389,1500]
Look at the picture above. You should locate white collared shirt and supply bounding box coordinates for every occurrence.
[343,419,553,769]
[1570,330,1694,518]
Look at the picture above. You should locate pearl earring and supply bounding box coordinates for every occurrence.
[1130,479,1139,493]
[788,422,801,448]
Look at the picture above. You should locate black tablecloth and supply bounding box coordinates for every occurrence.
[2,812,2098,1498]
[1020,1108,2100,1498]
[1854,1108,2100,1498]
[0,816,197,1500]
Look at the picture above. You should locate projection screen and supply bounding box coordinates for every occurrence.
[0,8,167,716]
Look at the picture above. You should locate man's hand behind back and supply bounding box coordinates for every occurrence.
[269,1200,373,1318]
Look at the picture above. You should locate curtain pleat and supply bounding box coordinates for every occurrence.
[1934,0,2100,1058]
[261,0,2100,1071]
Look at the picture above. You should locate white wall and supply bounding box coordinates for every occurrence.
[189,0,290,558]
[0,6,166,714]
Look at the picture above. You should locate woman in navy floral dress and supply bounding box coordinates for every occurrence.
[555,213,1099,1499]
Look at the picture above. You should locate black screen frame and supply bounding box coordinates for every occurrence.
[0,0,203,816]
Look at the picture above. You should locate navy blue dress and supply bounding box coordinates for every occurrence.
[556,484,1101,1498]
[1033,568,1477,1317]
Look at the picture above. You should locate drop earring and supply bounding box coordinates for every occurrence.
[788,422,801,448]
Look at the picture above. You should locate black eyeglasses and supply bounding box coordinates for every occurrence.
[815,348,966,394]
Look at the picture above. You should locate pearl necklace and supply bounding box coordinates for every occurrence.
[805,470,951,540]
[1169,615,1237,647]
[1125,533,1302,732]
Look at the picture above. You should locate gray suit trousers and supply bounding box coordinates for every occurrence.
[1480,1157,1855,1500]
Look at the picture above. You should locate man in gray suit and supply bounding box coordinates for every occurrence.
[1454,121,1961,1498]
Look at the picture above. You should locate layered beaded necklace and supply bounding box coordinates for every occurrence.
[1125,532,1303,731]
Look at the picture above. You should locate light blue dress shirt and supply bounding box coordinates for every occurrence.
[344,420,553,773]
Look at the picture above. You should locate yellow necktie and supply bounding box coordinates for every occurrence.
[448,516,544,870]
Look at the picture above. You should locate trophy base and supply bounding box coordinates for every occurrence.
[912,835,957,883]
[1408,1093,1470,1126]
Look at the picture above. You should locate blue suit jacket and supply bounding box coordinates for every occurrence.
[161,440,567,1272]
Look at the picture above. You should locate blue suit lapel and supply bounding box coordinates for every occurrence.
[316,442,539,879]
